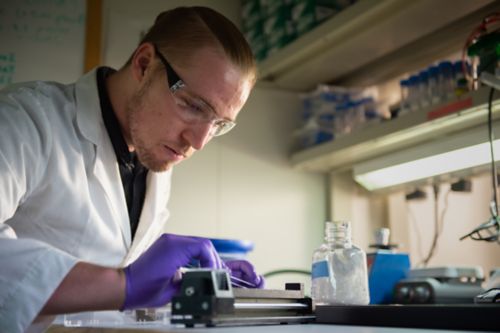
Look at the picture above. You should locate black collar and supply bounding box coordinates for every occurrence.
[96,67,148,239]
[96,67,135,166]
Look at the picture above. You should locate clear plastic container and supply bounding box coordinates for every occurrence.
[340,101,355,135]
[311,221,370,305]
[63,308,171,328]
[293,117,334,149]
[418,69,430,108]
[438,60,454,101]
[350,100,366,132]
[334,103,348,137]
[408,75,421,111]
[295,84,380,147]
[399,79,410,115]
[428,65,441,105]
[361,97,385,123]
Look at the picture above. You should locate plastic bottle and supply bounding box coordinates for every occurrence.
[408,75,421,111]
[438,61,454,101]
[342,101,355,134]
[350,100,366,132]
[418,70,430,109]
[334,103,348,137]
[311,221,370,305]
[362,97,379,122]
[399,79,410,115]
[428,65,440,105]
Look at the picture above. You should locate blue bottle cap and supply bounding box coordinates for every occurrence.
[453,60,470,73]
[428,65,439,76]
[418,70,429,81]
[438,60,453,68]
[409,75,420,84]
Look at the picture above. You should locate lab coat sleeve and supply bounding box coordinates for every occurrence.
[0,225,78,333]
[0,85,78,333]
[0,84,51,221]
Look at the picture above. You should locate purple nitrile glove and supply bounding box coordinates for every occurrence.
[121,233,224,310]
[225,260,265,289]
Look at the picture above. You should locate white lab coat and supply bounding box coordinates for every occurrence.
[0,69,172,333]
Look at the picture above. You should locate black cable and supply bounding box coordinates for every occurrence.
[420,184,440,267]
[460,87,500,242]
[407,205,424,261]
[488,87,499,216]
[263,269,311,278]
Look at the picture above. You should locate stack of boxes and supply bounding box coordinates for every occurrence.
[294,84,384,150]
[242,0,357,62]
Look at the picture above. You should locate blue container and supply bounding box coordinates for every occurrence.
[367,251,411,304]
[210,238,254,261]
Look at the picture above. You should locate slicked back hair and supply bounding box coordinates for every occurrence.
[129,6,257,85]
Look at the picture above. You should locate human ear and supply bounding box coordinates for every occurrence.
[131,43,154,81]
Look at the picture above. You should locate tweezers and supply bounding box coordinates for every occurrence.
[179,267,256,288]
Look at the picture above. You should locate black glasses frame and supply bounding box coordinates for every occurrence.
[153,44,185,92]
[151,43,237,137]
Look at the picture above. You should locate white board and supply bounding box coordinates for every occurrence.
[0,0,86,88]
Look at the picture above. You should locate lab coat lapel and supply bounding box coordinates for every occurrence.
[124,169,172,265]
[92,141,131,246]
[75,69,132,248]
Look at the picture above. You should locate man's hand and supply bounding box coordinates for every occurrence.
[122,233,224,310]
[225,260,265,289]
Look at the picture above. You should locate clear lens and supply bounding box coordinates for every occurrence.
[212,121,235,136]
[172,89,235,137]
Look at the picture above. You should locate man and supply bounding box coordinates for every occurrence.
[0,6,263,333]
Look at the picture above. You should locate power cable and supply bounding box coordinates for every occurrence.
[407,204,425,264]
[419,185,451,267]
[488,87,499,216]
[460,87,500,242]
[263,269,311,278]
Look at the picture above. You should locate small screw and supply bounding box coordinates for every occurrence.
[201,302,209,310]
[185,286,195,296]
[174,302,181,310]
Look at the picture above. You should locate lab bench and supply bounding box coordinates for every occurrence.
[45,324,496,333]
[45,301,500,333]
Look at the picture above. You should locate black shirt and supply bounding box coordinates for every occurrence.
[97,67,148,240]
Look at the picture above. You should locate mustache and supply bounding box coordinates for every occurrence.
[165,143,190,157]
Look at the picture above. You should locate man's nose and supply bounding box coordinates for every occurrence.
[184,122,213,150]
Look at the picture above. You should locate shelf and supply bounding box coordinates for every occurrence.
[257,0,499,91]
[290,88,500,173]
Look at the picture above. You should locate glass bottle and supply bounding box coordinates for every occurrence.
[311,221,370,305]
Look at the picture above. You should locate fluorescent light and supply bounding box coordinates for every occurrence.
[350,92,500,192]
[354,140,500,191]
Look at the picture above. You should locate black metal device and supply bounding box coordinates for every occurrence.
[170,269,314,327]
[393,277,483,304]
[315,304,500,331]
[393,266,484,304]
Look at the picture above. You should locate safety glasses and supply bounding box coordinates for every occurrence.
[153,44,236,137]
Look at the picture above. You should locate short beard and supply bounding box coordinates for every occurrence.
[127,78,172,173]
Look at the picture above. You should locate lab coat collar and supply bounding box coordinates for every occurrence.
[73,69,172,263]
[74,68,132,248]
[75,69,103,146]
